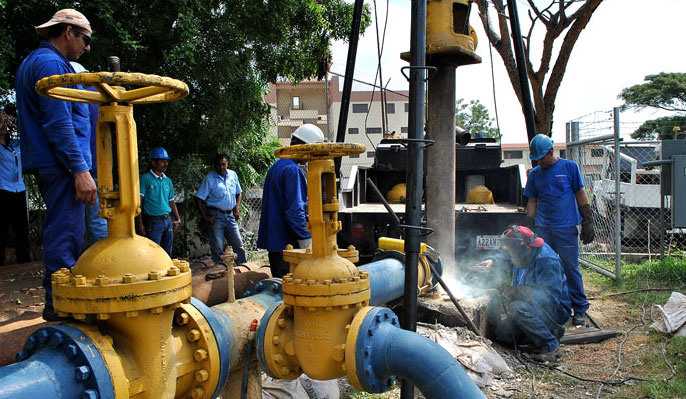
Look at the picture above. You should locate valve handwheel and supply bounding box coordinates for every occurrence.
[276,143,365,161]
[35,72,189,104]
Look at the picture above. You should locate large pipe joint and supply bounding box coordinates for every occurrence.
[2,324,119,399]
[345,307,399,393]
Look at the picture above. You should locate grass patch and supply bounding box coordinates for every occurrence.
[637,336,686,399]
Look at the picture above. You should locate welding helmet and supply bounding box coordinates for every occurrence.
[529,134,553,161]
[149,147,170,160]
[292,124,325,144]
[499,225,544,249]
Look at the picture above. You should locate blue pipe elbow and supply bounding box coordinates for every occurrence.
[0,324,115,399]
[353,307,485,399]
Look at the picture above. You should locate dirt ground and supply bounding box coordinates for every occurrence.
[0,263,678,399]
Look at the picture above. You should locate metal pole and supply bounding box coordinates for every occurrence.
[506,0,537,141]
[426,64,456,274]
[613,107,622,280]
[401,0,426,397]
[334,0,365,174]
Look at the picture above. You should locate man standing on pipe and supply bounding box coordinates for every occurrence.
[524,134,594,326]
[257,124,324,278]
[478,225,571,363]
[15,9,97,321]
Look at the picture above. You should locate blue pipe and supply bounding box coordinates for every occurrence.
[0,324,115,399]
[360,256,406,306]
[354,307,485,399]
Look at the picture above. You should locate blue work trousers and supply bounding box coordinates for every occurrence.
[143,216,173,256]
[35,167,85,309]
[536,226,589,313]
[494,300,565,353]
[84,178,107,249]
[207,210,246,264]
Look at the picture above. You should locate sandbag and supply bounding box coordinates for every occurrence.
[651,292,686,337]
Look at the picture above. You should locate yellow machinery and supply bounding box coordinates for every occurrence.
[32,72,225,399]
[260,143,368,380]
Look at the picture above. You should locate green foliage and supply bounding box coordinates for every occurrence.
[620,73,686,113]
[638,336,686,399]
[620,73,686,141]
[0,0,370,185]
[622,257,686,288]
[455,98,498,138]
[630,115,686,140]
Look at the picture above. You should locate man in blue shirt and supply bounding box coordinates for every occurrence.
[524,134,595,326]
[15,9,97,320]
[480,225,571,363]
[257,124,324,278]
[194,154,247,265]
[0,103,30,265]
[136,147,180,257]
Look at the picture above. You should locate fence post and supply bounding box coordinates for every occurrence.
[613,107,622,280]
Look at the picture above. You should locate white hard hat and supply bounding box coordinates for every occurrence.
[292,124,324,144]
[70,61,88,73]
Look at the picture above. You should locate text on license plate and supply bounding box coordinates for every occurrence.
[476,235,500,250]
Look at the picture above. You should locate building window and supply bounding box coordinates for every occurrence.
[366,127,382,134]
[367,151,376,158]
[292,96,301,110]
[348,127,359,135]
[350,154,360,159]
[591,148,604,157]
[401,126,408,133]
[503,150,523,159]
[386,103,395,114]
[352,103,368,113]
[559,149,567,158]
[404,103,409,112]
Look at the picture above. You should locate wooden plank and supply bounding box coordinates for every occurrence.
[560,329,618,345]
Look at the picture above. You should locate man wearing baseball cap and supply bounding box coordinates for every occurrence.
[15,9,97,321]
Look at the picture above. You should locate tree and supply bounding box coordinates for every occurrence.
[619,73,686,140]
[0,0,370,187]
[474,0,603,139]
[455,98,498,138]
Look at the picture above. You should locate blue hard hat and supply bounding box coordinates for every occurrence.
[529,134,553,161]
[149,147,170,160]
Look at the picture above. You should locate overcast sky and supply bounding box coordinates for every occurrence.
[331,0,686,144]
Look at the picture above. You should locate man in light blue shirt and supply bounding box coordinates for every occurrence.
[194,154,247,265]
[1,103,30,265]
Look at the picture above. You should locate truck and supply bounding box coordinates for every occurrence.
[337,134,529,265]
[591,143,665,243]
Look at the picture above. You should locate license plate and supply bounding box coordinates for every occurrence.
[476,235,500,250]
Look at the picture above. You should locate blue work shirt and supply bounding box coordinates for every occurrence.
[195,170,242,211]
[524,158,583,228]
[0,139,26,192]
[16,42,91,174]
[257,158,311,252]
[512,243,571,324]
[140,170,174,216]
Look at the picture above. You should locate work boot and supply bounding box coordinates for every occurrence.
[572,311,586,326]
[530,348,562,363]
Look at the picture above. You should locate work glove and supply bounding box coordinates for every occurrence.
[524,216,536,231]
[502,285,537,303]
[297,238,312,249]
[578,203,595,244]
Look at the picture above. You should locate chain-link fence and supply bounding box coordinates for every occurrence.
[567,109,686,278]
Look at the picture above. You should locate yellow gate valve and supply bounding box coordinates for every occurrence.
[262,142,372,380]
[35,72,196,399]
